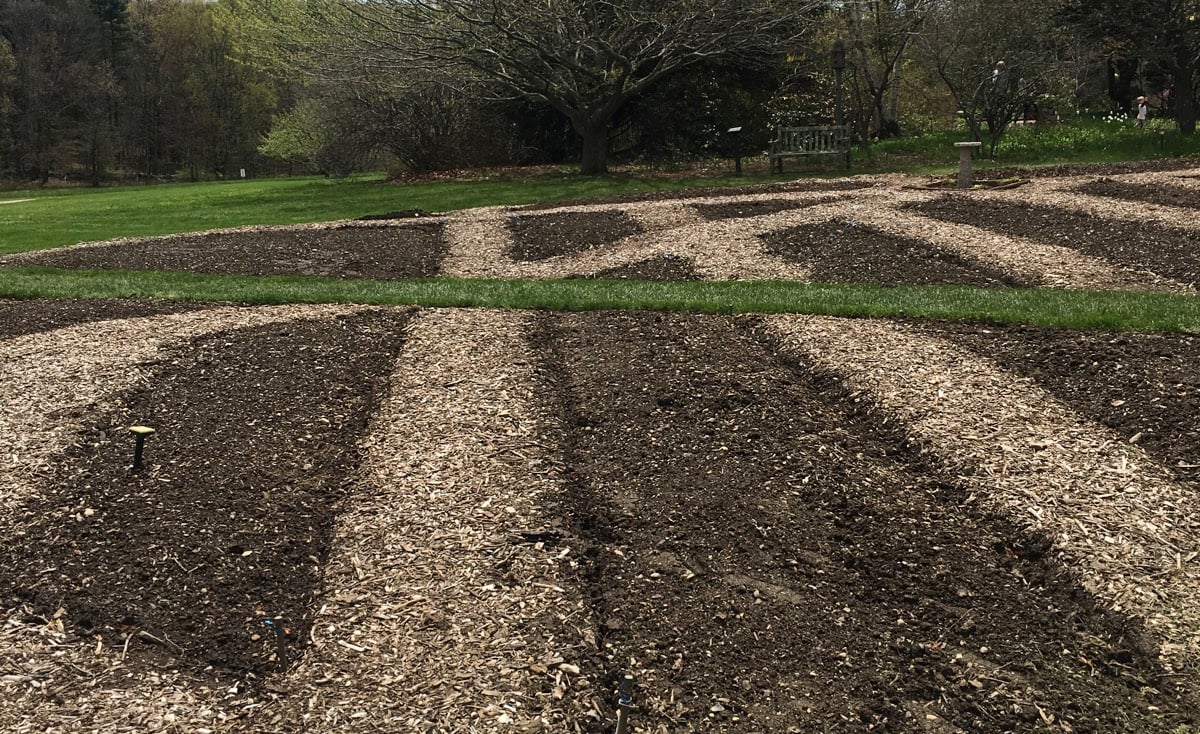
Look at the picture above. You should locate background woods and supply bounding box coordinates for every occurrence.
[1,0,1199,183]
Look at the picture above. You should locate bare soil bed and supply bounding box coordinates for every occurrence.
[5,222,446,280]
[3,160,1200,733]
[534,309,1189,732]
[760,221,1026,288]
[1077,178,1200,209]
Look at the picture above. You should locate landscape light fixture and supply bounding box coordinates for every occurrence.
[129,425,155,472]
[727,126,744,174]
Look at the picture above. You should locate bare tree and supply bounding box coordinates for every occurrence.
[333,0,823,174]
[842,0,934,139]
[916,0,1067,155]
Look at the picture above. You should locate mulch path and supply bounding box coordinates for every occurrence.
[5,159,1200,732]
[691,197,848,221]
[926,322,1200,485]
[907,195,1200,287]
[515,179,873,212]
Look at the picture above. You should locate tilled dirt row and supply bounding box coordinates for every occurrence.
[925,322,1200,486]
[0,307,603,733]
[909,194,1200,288]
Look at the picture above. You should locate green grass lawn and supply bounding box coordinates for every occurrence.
[2,123,1198,333]
[3,267,1198,333]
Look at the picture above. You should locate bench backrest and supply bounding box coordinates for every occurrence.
[773,125,849,152]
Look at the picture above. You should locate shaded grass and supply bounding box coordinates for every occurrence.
[2,267,1198,334]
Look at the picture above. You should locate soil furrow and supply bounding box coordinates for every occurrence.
[2,222,446,280]
[507,210,644,262]
[908,194,1200,287]
[850,206,1184,292]
[0,305,368,514]
[1077,178,1200,209]
[760,219,1023,288]
[0,297,207,339]
[924,323,1200,487]
[533,310,1189,732]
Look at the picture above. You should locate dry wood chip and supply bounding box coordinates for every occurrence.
[261,308,598,732]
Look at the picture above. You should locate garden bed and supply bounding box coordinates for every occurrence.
[4,161,1200,732]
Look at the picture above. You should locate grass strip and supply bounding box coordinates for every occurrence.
[1,267,1198,334]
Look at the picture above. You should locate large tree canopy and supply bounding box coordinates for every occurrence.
[281,0,824,174]
[1064,0,1200,134]
[916,0,1068,154]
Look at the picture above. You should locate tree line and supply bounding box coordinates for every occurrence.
[1,0,1198,183]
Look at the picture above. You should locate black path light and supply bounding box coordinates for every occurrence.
[128,425,155,472]
[727,126,744,175]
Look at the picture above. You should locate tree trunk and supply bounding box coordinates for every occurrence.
[578,120,609,175]
[1174,54,1197,135]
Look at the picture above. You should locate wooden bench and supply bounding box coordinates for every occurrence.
[769,125,851,172]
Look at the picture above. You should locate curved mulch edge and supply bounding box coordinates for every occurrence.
[440,184,1185,292]
[264,308,598,731]
[979,176,1200,233]
[903,178,1030,191]
[0,217,444,266]
[0,307,599,733]
[768,314,1200,686]
[0,304,381,733]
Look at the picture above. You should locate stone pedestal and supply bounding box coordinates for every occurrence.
[955,141,982,189]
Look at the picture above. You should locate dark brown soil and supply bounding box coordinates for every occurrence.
[1077,178,1200,209]
[985,158,1200,179]
[760,220,1027,288]
[10,223,447,280]
[0,297,208,338]
[907,195,1200,286]
[506,210,643,261]
[532,311,1192,732]
[6,160,1200,729]
[577,254,699,281]
[0,309,413,677]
